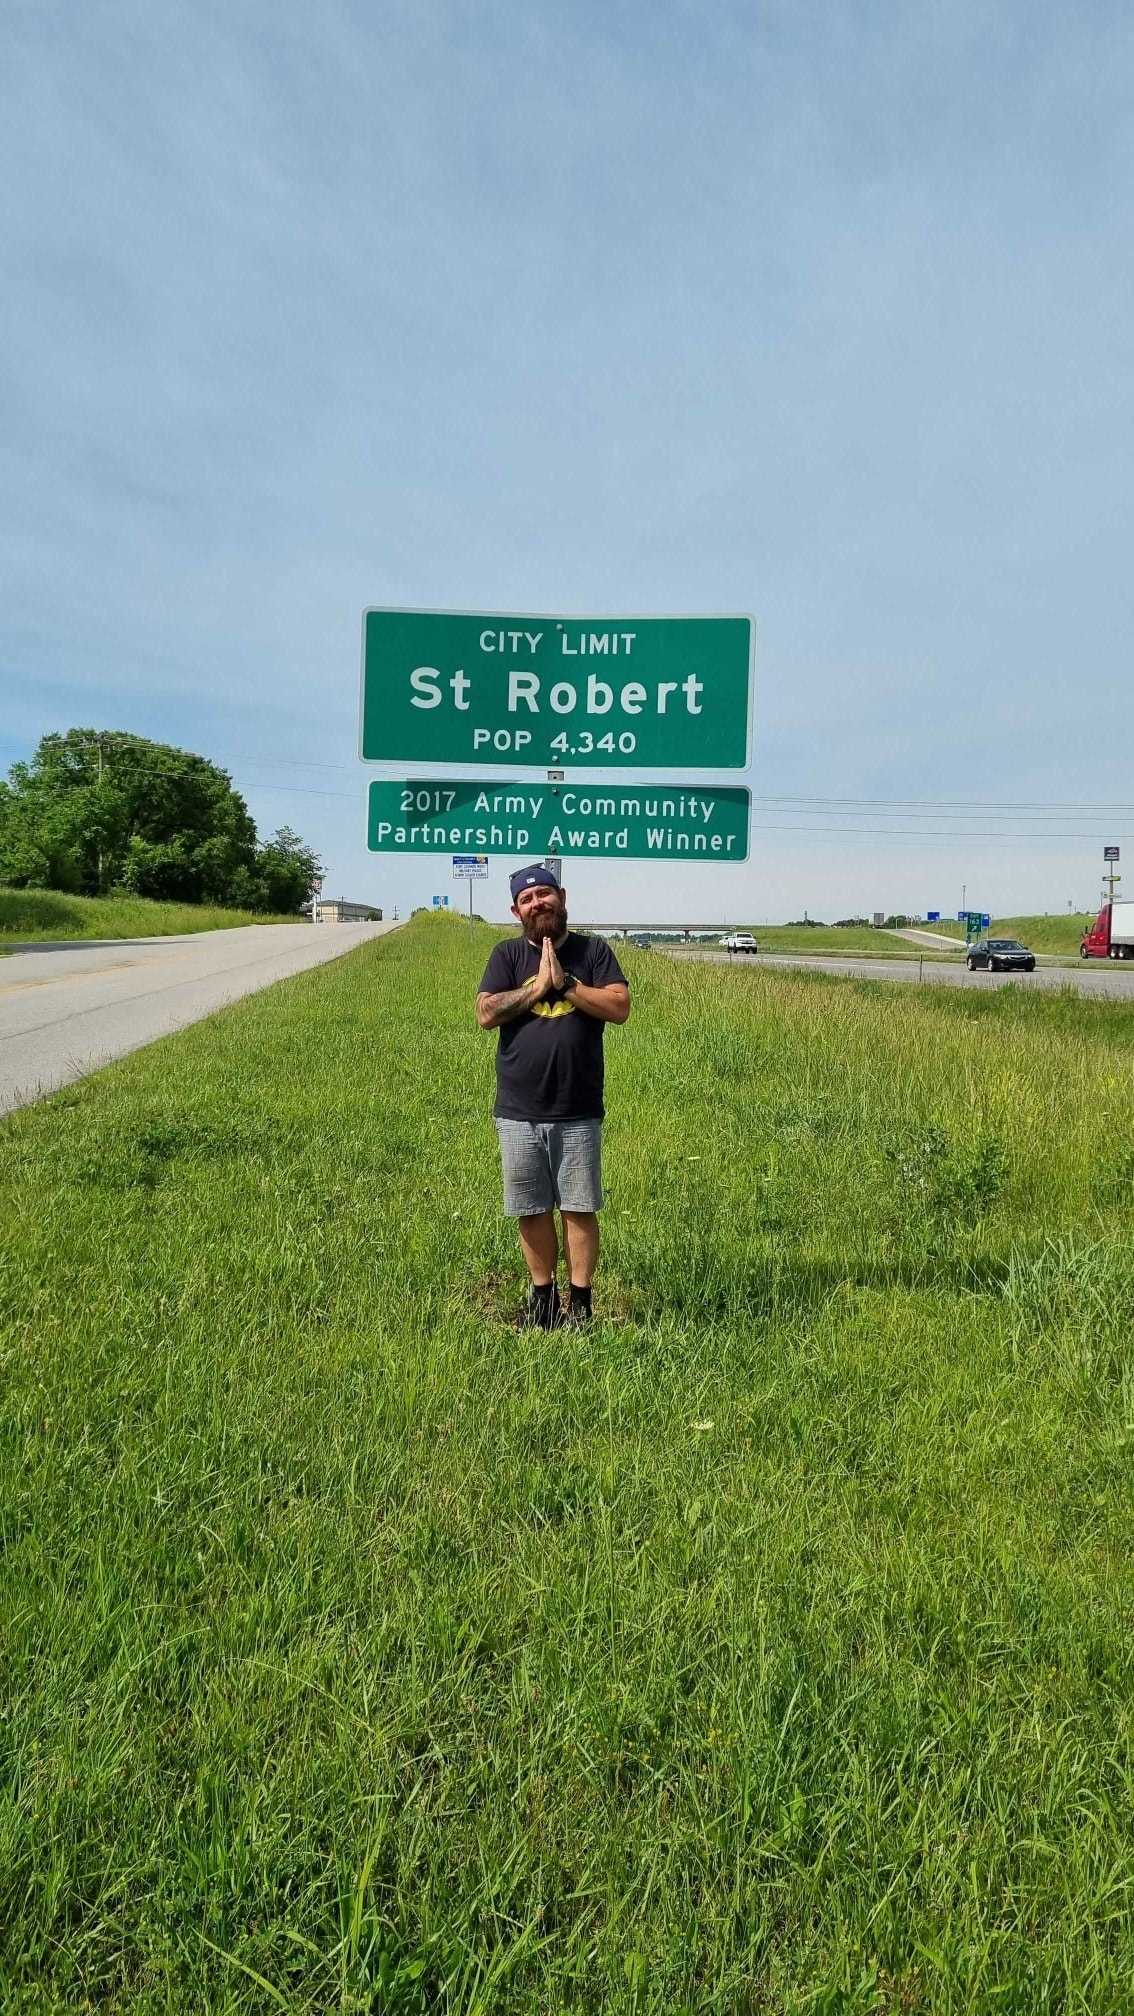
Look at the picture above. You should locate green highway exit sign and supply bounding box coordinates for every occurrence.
[360,609,754,770]
[367,779,751,861]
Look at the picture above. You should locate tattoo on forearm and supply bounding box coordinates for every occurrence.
[481,980,537,1025]
[498,983,535,1013]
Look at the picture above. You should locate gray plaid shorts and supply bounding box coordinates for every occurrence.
[494,1118,604,1216]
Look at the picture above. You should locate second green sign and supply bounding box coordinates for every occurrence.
[368,780,750,861]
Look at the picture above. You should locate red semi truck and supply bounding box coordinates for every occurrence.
[1080,901,1134,959]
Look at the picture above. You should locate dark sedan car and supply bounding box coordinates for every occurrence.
[965,937,1036,973]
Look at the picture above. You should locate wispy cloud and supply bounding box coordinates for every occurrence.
[3,2,1132,917]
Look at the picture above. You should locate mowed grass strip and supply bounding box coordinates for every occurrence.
[927,915,1093,956]
[1,917,1132,2013]
[0,886,303,942]
[675,926,954,960]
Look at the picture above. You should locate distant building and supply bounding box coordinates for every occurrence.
[312,898,382,923]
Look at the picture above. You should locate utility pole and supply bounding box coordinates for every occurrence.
[93,735,107,895]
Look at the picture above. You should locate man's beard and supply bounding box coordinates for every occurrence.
[524,899,568,941]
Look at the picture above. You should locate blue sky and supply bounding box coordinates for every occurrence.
[3,1,1132,924]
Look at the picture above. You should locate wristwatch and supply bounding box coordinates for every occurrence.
[560,970,579,993]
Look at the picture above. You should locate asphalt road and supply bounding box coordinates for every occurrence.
[0,923,396,1115]
[665,946,1134,998]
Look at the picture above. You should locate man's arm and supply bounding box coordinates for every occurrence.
[545,939,630,1024]
[561,979,630,1024]
[476,975,541,1029]
[477,937,555,1028]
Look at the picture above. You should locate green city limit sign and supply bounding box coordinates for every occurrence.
[360,609,754,770]
[367,780,751,862]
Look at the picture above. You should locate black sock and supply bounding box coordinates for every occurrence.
[529,1280,558,1329]
[569,1283,592,1313]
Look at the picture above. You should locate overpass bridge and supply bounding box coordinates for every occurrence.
[578,922,732,937]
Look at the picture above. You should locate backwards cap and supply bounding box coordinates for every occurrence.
[509,861,562,901]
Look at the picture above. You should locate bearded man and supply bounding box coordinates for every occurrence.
[476,864,630,1328]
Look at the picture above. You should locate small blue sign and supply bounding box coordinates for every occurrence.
[432,895,441,907]
[927,911,940,922]
[981,913,990,928]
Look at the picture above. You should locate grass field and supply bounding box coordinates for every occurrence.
[2,915,1133,2011]
[734,927,954,959]
[0,886,303,942]
[927,915,1094,955]
[633,930,951,960]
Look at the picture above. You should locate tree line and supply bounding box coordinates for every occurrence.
[0,730,323,914]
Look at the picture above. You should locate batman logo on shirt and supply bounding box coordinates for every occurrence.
[531,999,577,1018]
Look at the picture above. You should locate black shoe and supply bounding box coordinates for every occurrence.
[520,1285,560,1331]
[560,1296,593,1328]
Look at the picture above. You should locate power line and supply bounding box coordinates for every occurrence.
[748,792,1134,813]
[215,749,1134,813]
[748,820,1130,843]
[36,738,355,799]
[236,781,355,799]
[38,736,1134,810]
[26,736,1134,839]
[251,770,1134,821]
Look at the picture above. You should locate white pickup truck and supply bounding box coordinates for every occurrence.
[720,932,758,954]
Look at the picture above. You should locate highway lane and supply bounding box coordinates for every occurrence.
[663,945,1134,998]
[0,923,397,1114]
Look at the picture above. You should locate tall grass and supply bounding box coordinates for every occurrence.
[1,920,1132,2010]
[0,886,302,941]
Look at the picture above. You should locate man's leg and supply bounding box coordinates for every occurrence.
[561,1211,598,1287]
[496,1122,559,1325]
[518,1210,559,1287]
[555,1120,604,1322]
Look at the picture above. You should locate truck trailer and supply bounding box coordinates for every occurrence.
[1080,901,1134,959]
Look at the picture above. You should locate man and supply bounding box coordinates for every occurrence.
[476,864,630,1329]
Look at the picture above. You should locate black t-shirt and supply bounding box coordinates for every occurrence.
[478,930,628,1121]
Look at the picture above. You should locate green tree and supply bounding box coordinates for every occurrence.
[0,776,86,890]
[0,730,319,913]
[252,826,324,914]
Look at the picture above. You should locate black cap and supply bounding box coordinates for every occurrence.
[509,861,561,901]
